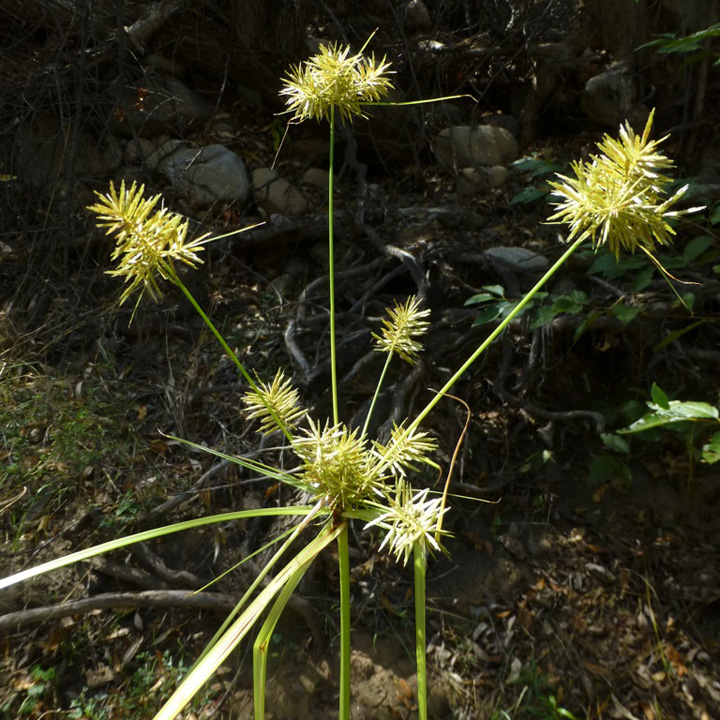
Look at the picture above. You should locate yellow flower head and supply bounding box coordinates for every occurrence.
[365,481,449,566]
[372,295,430,364]
[243,369,307,436]
[281,39,394,123]
[547,110,693,258]
[88,180,211,310]
[293,419,384,509]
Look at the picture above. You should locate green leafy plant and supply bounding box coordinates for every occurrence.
[510,155,565,205]
[0,45,697,720]
[618,383,720,466]
[640,23,720,66]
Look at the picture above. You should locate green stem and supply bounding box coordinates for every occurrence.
[414,543,428,720]
[361,351,393,438]
[253,559,311,720]
[195,501,325,668]
[328,109,339,425]
[164,261,294,444]
[408,236,585,433]
[337,522,351,720]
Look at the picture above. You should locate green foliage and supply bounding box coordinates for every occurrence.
[493,662,580,720]
[640,23,720,66]
[65,650,216,720]
[16,665,56,716]
[618,383,720,465]
[510,155,565,205]
[465,282,642,344]
[0,364,135,541]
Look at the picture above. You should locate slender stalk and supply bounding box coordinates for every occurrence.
[195,501,325,668]
[414,543,428,720]
[0,507,317,591]
[337,522,352,720]
[361,351,393,438]
[328,109,339,425]
[163,261,295,445]
[154,522,344,720]
[408,236,586,433]
[253,560,311,720]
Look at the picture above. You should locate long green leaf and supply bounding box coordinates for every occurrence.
[153,522,344,720]
[0,507,315,590]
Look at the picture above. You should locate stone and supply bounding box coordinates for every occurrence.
[484,246,549,276]
[160,144,251,207]
[252,167,307,216]
[123,136,187,172]
[404,0,432,31]
[581,63,633,127]
[482,113,520,138]
[302,167,331,189]
[433,125,519,169]
[457,165,509,195]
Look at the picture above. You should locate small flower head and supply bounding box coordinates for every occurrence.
[373,423,438,479]
[366,481,450,566]
[372,295,430,364]
[280,39,394,123]
[547,109,693,258]
[88,180,211,308]
[243,369,307,436]
[293,419,384,509]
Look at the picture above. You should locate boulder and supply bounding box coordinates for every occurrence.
[403,0,432,31]
[252,167,307,216]
[160,144,251,207]
[581,63,633,127]
[457,166,510,196]
[433,125,519,169]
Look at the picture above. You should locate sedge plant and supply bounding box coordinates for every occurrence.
[0,34,699,720]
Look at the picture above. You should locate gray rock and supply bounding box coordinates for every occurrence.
[161,144,251,207]
[123,136,187,172]
[404,0,432,31]
[482,114,520,138]
[433,125,519,169]
[108,74,212,138]
[145,137,187,172]
[252,167,308,216]
[484,246,549,276]
[457,166,509,195]
[302,168,331,189]
[581,63,633,127]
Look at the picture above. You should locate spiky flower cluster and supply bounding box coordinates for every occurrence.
[372,296,430,364]
[547,110,691,258]
[88,180,211,308]
[243,370,308,436]
[366,481,450,566]
[239,297,445,562]
[281,40,394,123]
[293,419,385,508]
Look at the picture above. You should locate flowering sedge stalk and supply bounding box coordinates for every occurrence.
[281,39,395,720]
[414,543,429,720]
[88,181,296,445]
[363,295,430,437]
[281,38,394,426]
[404,111,696,525]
